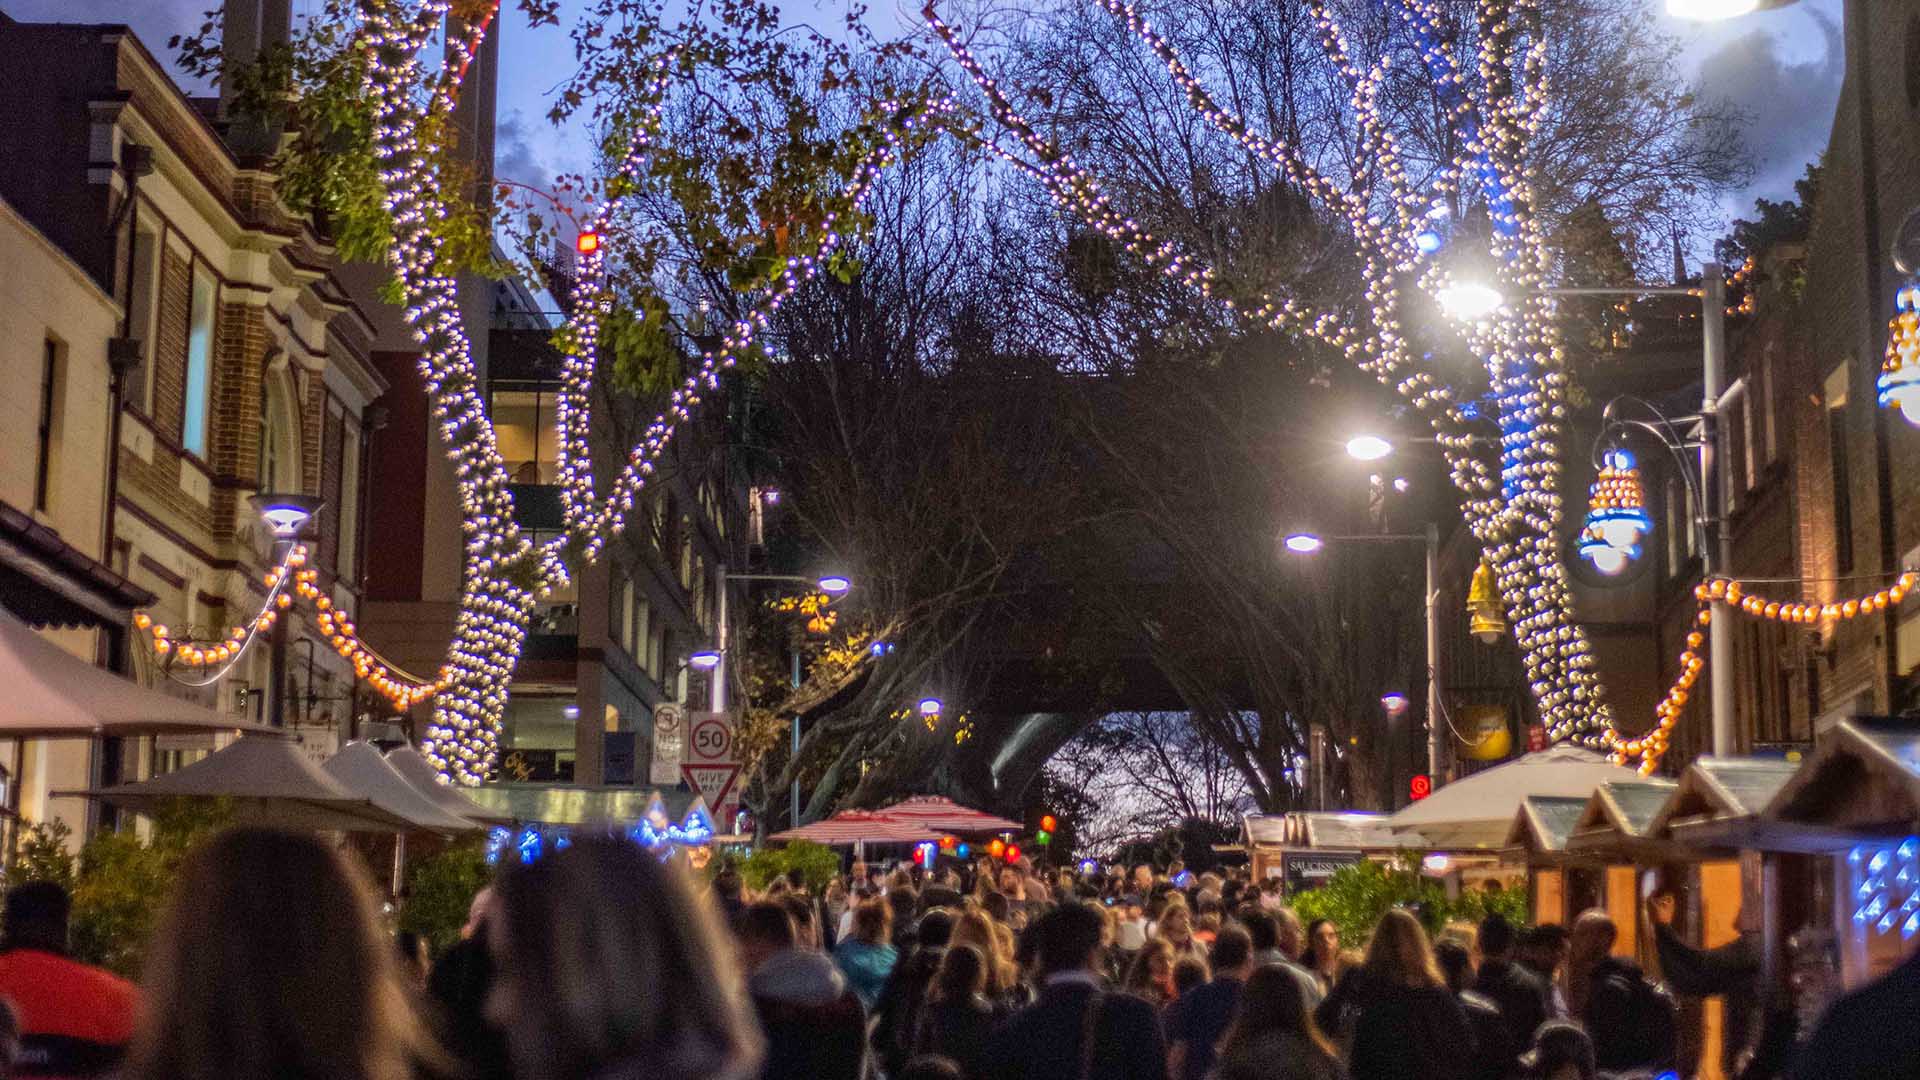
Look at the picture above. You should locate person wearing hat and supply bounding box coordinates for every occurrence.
[1519,1019,1597,1080]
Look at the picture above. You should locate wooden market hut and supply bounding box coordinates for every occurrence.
[1241,811,1425,893]
[1504,795,1591,926]
[1756,718,1920,986]
[1565,779,1680,961]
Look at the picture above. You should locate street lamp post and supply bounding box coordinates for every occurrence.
[1442,264,1736,756]
[700,570,852,826]
[248,492,324,728]
[1283,522,1445,787]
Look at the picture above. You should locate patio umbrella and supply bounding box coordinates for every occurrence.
[872,795,1022,834]
[0,604,274,737]
[385,745,516,826]
[322,742,483,834]
[59,734,419,832]
[768,811,943,845]
[1387,742,1644,849]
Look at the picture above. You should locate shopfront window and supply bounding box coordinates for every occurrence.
[490,384,561,484]
[496,694,578,782]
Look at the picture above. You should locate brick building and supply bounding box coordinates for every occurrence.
[0,13,385,842]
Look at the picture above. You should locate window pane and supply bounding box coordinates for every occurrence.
[183,269,216,456]
[491,388,560,484]
[339,419,361,581]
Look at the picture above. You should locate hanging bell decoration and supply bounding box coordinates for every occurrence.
[1466,560,1508,645]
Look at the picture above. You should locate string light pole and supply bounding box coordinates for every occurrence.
[1281,523,1444,787]
[248,493,325,727]
[1442,263,1734,755]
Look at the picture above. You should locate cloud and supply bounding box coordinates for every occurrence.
[494,109,554,194]
[1690,5,1845,215]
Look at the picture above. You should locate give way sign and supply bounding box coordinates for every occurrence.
[685,711,739,825]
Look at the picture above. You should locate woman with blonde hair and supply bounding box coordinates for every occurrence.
[1154,900,1208,965]
[487,836,763,1080]
[1314,909,1474,1080]
[1121,937,1180,1007]
[950,908,1020,1010]
[126,827,436,1080]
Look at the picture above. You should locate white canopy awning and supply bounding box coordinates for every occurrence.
[1388,743,1645,849]
[60,734,419,833]
[386,745,515,825]
[324,742,483,834]
[0,603,273,737]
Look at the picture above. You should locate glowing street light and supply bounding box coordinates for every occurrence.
[1282,533,1325,554]
[1436,281,1506,320]
[1345,434,1394,462]
[1381,692,1410,715]
[918,696,944,717]
[688,649,723,671]
[817,575,853,594]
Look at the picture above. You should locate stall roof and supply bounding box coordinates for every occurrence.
[322,742,482,834]
[1566,779,1678,854]
[1505,796,1589,853]
[386,746,515,825]
[1387,744,1644,849]
[1756,718,1920,850]
[1244,812,1424,850]
[1647,756,1799,843]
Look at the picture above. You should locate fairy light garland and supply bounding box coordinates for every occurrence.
[1616,570,1920,773]
[928,0,1613,746]
[1878,281,1920,425]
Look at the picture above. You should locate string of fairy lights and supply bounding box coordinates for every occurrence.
[362,0,941,782]
[927,0,1612,745]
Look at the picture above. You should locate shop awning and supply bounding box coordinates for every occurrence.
[0,501,153,629]
[58,734,419,832]
[0,603,273,737]
[1387,743,1645,849]
[870,795,1021,835]
[386,745,515,825]
[769,810,943,845]
[323,742,483,834]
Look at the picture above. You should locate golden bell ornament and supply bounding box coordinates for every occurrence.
[1466,560,1507,645]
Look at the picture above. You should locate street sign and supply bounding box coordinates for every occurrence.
[1409,774,1433,801]
[689,713,734,763]
[1527,723,1548,753]
[650,703,686,785]
[682,763,741,809]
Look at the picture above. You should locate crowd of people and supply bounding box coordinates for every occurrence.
[0,827,1915,1080]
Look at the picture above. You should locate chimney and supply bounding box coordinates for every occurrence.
[221,0,292,156]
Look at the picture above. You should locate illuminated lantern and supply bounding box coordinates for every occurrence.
[576,231,601,255]
[1004,844,1021,863]
[1879,282,1920,425]
[1465,560,1508,644]
[1035,830,1052,846]
[1039,815,1057,833]
[956,843,970,859]
[938,834,957,851]
[988,838,1005,859]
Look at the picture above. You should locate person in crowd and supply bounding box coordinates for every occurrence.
[1241,908,1324,1006]
[1166,925,1253,1080]
[915,944,995,1079]
[779,894,821,951]
[1211,964,1347,1080]
[952,908,1023,1012]
[1647,890,1763,1078]
[0,999,19,1080]
[1124,937,1180,1007]
[0,881,138,1080]
[487,835,762,1080]
[714,867,748,926]
[1785,932,1920,1079]
[428,886,512,1080]
[1564,909,1674,1075]
[981,902,1168,1080]
[1156,901,1208,966]
[1473,913,1551,1074]
[1305,919,1343,995]
[123,828,433,1080]
[1170,957,1208,1003]
[833,898,898,1010]
[876,909,955,1076]
[735,901,867,1080]
[1516,924,1569,1013]
[899,1056,965,1080]
[1315,908,1475,1080]
[888,888,922,953]
[394,931,432,990]
[1518,1020,1596,1080]
[1116,900,1150,959]
[1435,939,1510,1080]
[823,878,850,948]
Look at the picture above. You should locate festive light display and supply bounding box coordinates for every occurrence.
[1879,282,1920,426]
[1577,449,1652,576]
[1849,837,1920,942]
[927,0,1615,746]
[1616,570,1920,772]
[361,0,939,781]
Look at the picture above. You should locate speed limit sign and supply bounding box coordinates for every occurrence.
[689,712,735,764]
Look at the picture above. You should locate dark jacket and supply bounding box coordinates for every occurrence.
[1316,969,1476,1080]
[1209,1031,1347,1080]
[425,935,514,1080]
[916,996,995,1079]
[1168,976,1243,1080]
[1583,956,1676,1073]
[1471,958,1550,1072]
[1653,922,1762,1076]
[1455,989,1511,1080]
[749,949,870,1080]
[1786,947,1920,1080]
[875,944,947,1072]
[982,978,1168,1080]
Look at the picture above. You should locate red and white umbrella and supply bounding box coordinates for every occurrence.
[874,795,1021,835]
[768,811,942,846]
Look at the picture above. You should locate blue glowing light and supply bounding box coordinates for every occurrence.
[485,826,512,865]
[1414,230,1444,254]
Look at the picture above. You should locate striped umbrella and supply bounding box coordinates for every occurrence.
[874,795,1021,835]
[768,811,942,846]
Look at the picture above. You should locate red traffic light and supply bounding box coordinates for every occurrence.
[576,231,601,254]
[1409,774,1433,801]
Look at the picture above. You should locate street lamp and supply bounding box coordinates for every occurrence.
[1665,0,1799,18]
[1345,434,1394,462]
[705,569,854,826]
[918,696,944,717]
[1436,282,1506,320]
[1282,523,1445,785]
[248,492,324,727]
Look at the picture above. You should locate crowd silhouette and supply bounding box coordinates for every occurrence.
[0,825,1915,1080]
